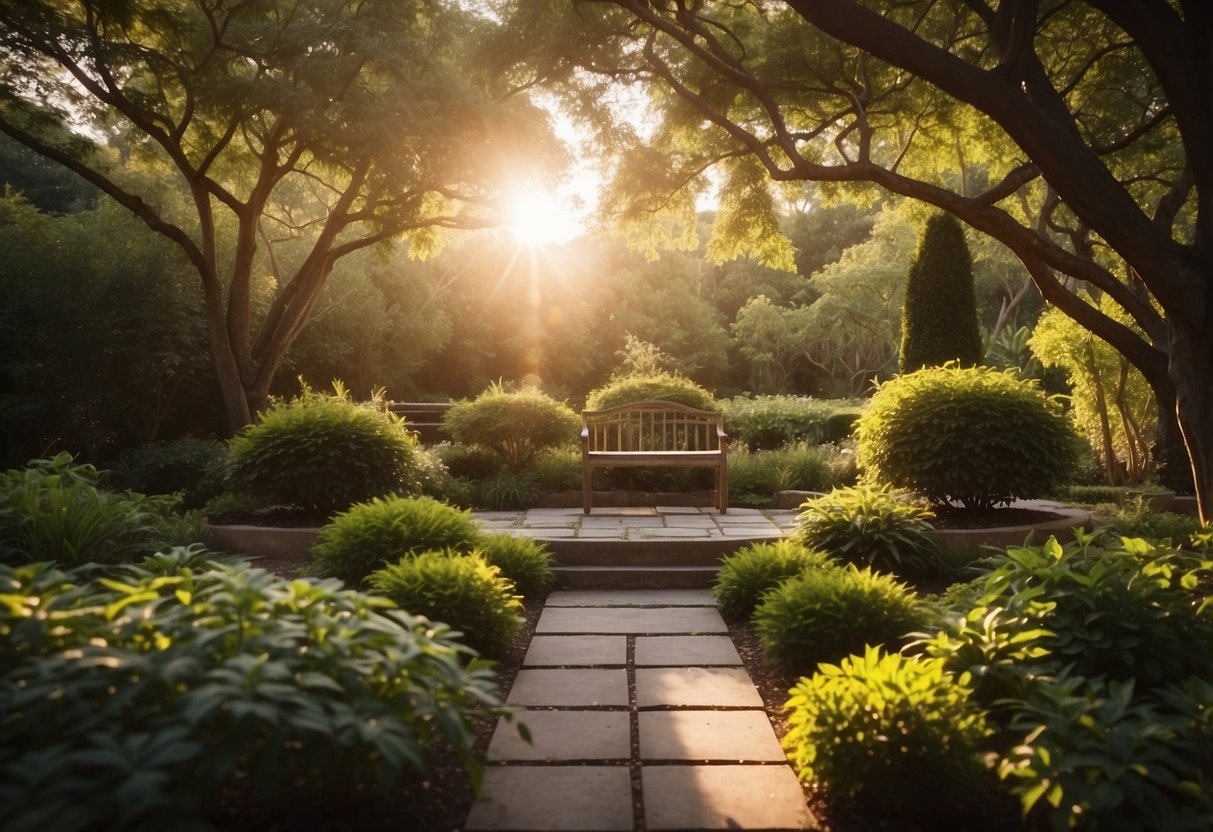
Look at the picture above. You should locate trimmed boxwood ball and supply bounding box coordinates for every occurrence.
[754,565,924,673]
[857,365,1080,510]
[309,496,482,587]
[585,371,716,411]
[368,551,523,658]
[711,539,837,621]
[227,391,419,516]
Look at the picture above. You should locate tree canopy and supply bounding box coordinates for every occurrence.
[0,0,561,431]
[500,0,1212,522]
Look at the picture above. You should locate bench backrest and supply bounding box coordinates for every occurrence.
[581,400,724,453]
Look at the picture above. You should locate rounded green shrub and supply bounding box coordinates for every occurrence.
[720,395,862,451]
[857,365,1080,510]
[712,539,837,620]
[585,371,715,411]
[227,390,419,516]
[433,441,504,480]
[443,384,580,472]
[754,566,923,673]
[784,647,996,823]
[796,485,944,580]
[309,496,482,586]
[0,555,508,830]
[479,533,557,600]
[368,551,523,658]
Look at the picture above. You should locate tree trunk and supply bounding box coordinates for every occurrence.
[1170,324,1213,524]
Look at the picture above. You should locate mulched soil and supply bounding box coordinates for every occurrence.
[929,506,1065,529]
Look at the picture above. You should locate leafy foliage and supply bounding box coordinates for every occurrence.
[727,443,833,505]
[443,383,580,472]
[110,438,228,509]
[479,533,557,600]
[0,453,198,566]
[309,496,482,587]
[720,395,862,450]
[0,554,509,830]
[796,485,944,579]
[227,386,421,516]
[712,539,837,620]
[369,551,523,658]
[783,647,996,823]
[900,213,983,372]
[857,365,1080,509]
[1029,300,1158,485]
[754,565,924,673]
[584,371,716,411]
[476,472,542,510]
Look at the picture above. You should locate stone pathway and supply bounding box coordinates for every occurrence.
[464,589,816,831]
[474,506,799,542]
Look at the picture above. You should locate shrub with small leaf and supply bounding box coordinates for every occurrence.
[0,554,510,831]
[712,539,837,620]
[754,565,924,673]
[480,533,557,600]
[584,371,716,411]
[369,551,523,658]
[797,485,944,580]
[857,364,1080,509]
[720,395,862,450]
[727,442,832,505]
[443,383,580,472]
[0,453,199,566]
[227,386,420,516]
[784,647,997,823]
[309,496,482,587]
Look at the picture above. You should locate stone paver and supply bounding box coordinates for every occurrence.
[536,606,728,634]
[635,667,764,707]
[546,589,715,607]
[507,668,628,706]
[632,527,714,538]
[639,710,786,761]
[524,635,627,666]
[643,765,814,830]
[488,710,631,761]
[466,588,814,832]
[634,635,741,666]
[465,766,634,831]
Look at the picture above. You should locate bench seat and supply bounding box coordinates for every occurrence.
[580,400,728,513]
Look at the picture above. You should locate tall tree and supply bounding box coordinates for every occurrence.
[900,213,983,372]
[505,0,1213,522]
[0,0,559,431]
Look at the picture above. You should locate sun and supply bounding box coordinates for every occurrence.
[506,188,582,246]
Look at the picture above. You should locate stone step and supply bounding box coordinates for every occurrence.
[547,538,751,567]
[553,565,720,590]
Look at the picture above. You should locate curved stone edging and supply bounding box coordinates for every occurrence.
[928,504,1092,565]
[203,522,318,559]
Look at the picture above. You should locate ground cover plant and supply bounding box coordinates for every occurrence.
[796,485,944,580]
[857,365,1080,510]
[727,442,832,506]
[712,538,837,620]
[0,552,512,832]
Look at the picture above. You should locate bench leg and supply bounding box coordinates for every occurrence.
[582,463,592,514]
[717,462,728,513]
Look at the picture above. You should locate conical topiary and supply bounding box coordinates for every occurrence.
[899,213,983,372]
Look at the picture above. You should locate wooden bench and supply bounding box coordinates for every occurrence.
[580,400,728,514]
